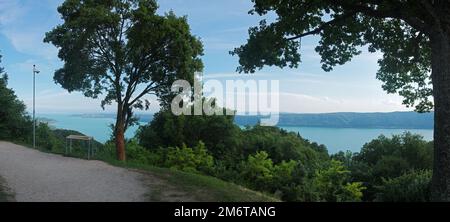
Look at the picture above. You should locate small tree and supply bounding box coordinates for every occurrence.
[313,160,365,202]
[45,0,203,161]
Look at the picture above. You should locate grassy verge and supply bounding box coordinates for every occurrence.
[102,159,279,202]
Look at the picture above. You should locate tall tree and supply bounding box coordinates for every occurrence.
[0,53,31,141]
[232,1,450,201]
[45,0,203,161]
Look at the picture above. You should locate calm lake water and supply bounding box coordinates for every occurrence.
[39,114,144,143]
[279,126,433,153]
[39,114,434,154]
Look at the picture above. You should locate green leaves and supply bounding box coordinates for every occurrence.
[0,54,31,141]
[45,0,204,129]
[231,20,301,73]
[364,18,433,112]
[348,132,433,201]
[375,170,432,202]
[164,142,215,174]
[313,160,366,202]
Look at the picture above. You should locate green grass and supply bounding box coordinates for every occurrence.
[104,159,279,202]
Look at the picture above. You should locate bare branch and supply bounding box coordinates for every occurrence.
[128,83,156,106]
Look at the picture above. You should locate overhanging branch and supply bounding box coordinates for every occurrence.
[285,12,357,41]
[128,83,156,106]
[327,1,430,34]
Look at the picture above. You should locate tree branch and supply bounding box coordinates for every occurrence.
[328,1,430,34]
[128,83,156,106]
[285,12,358,41]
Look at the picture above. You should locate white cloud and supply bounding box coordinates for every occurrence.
[278,92,411,113]
[1,28,58,59]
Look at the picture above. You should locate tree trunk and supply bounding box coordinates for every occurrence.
[430,29,450,201]
[115,104,126,161]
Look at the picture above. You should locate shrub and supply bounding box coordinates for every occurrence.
[271,160,301,200]
[126,140,159,165]
[240,151,274,190]
[313,160,366,202]
[375,170,431,202]
[137,108,241,160]
[165,142,214,174]
[351,133,433,201]
[97,142,116,160]
[35,123,60,151]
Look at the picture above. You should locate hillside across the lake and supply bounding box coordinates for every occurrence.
[236,112,434,129]
[74,111,434,129]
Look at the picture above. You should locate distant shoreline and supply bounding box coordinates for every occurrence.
[276,125,434,130]
[63,111,434,130]
[37,113,434,151]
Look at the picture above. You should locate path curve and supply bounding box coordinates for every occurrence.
[0,141,148,202]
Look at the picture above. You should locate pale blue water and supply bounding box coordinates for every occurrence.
[39,114,145,143]
[39,114,434,153]
[280,126,434,154]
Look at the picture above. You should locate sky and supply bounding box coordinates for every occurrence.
[0,0,412,114]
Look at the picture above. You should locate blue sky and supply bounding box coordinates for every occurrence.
[0,0,411,114]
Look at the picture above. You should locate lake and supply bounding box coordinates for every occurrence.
[39,114,434,154]
[39,114,144,143]
[280,126,433,153]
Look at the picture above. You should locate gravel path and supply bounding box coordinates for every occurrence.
[0,141,149,202]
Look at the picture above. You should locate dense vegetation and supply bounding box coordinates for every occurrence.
[0,55,31,141]
[130,109,433,202]
[332,133,433,202]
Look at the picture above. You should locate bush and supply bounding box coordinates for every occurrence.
[165,142,214,174]
[242,126,327,165]
[241,151,274,190]
[375,170,431,202]
[240,151,322,201]
[313,160,366,202]
[137,108,242,160]
[126,140,159,165]
[35,123,60,151]
[356,133,433,172]
[271,160,302,201]
[351,133,433,201]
